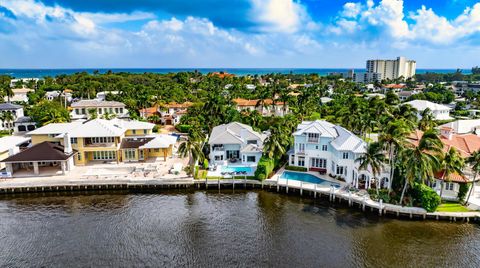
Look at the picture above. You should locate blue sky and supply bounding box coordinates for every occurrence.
[0,0,479,69]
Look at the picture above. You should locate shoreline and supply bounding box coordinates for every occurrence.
[1,177,479,223]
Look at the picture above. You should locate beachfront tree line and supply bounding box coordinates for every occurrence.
[0,71,478,210]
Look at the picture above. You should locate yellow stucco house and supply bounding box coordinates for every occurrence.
[26,119,177,166]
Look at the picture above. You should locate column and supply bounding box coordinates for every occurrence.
[6,163,13,176]
[33,162,39,175]
[61,162,66,175]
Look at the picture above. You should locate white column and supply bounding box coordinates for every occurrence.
[61,162,66,175]
[6,163,13,175]
[33,162,39,175]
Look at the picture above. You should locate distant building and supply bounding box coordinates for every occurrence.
[233,98,289,116]
[403,100,452,120]
[96,91,119,101]
[4,88,33,103]
[70,100,128,120]
[160,102,193,125]
[366,56,416,81]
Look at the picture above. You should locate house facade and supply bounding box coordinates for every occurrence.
[403,100,453,120]
[208,122,267,166]
[288,120,389,189]
[159,102,192,125]
[70,100,128,120]
[408,127,480,201]
[0,103,26,132]
[26,119,176,167]
[233,98,289,117]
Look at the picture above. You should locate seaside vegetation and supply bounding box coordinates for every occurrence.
[1,69,479,211]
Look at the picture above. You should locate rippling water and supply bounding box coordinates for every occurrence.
[0,190,479,267]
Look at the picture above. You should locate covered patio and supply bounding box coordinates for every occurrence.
[1,142,76,177]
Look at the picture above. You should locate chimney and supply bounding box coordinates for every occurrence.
[440,127,453,140]
[64,133,73,154]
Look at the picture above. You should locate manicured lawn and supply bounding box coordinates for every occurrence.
[436,202,471,212]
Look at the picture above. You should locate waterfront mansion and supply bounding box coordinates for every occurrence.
[2,118,177,177]
[288,120,389,189]
[208,122,267,166]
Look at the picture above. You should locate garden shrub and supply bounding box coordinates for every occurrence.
[203,159,209,170]
[254,157,279,181]
[176,124,192,133]
[458,183,470,202]
[411,183,441,212]
[368,189,391,203]
[285,165,307,172]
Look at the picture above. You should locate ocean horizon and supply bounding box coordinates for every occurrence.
[0,68,472,79]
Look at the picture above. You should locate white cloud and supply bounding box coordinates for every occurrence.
[331,0,480,46]
[249,0,308,33]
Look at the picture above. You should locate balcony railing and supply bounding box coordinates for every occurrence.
[307,138,319,143]
[84,142,116,148]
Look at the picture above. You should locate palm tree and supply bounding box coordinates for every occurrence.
[87,108,98,119]
[438,147,464,201]
[355,142,386,194]
[465,151,480,205]
[41,109,69,125]
[378,119,411,192]
[418,108,436,131]
[263,123,290,159]
[399,129,443,204]
[178,129,205,176]
[0,111,15,130]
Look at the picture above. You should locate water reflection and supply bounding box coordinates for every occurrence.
[0,190,478,267]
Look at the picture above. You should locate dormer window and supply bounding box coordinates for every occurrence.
[342,152,349,159]
[247,140,257,145]
[307,133,319,143]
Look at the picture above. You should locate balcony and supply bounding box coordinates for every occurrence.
[307,138,319,143]
[213,146,225,151]
[84,142,116,148]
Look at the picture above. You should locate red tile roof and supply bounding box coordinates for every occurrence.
[434,170,468,183]
[407,130,480,158]
[233,98,284,106]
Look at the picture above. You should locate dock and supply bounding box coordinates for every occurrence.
[1,176,479,223]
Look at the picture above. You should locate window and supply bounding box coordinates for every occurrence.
[93,151,116,160]
[124,149,136,160]
[307,133,319,143]
[132,130,136,135]
[81,108,86,115]
[322,145,327,151]
[115,108,119,113]
[91,137,114,144]
[98,108,103,114]
[336,166,345,175]
[298,157,305,167]
[298,143,305,152]
[342,152,349,159]
[445,182,454,191]
[119,108,124,113]
[215,155,223,161]
[247,140,257,145]
[76,109,81,115]
[311,158,326,168]
[70,138,77,144]
[143,129,147,135]
[315,145,319,150]
[77,153,82,161]
[247,156,256,162]
[154,148,159,152]
[290,156,295,165]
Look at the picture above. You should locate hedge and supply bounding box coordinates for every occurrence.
[458,183,470,202]
[411,183,441,212]
[254,156,279,181]
[285,165,307,172]
[176,124,192,133]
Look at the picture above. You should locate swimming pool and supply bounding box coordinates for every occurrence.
[280,171,340,188]
[221,166,253,173]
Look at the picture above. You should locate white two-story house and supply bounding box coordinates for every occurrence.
[208,122,267,166]
[403,100,453,121]
[288,120,389,189]
[70,100,129,120]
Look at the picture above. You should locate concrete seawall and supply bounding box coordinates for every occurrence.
[1,177,479,223]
